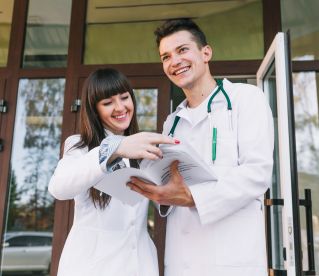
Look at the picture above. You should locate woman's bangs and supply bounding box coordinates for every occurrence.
[94,78,131,102]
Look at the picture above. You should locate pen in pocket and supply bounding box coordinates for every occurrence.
[212,126,217,163]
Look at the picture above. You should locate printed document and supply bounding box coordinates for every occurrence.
[94,141,217,205]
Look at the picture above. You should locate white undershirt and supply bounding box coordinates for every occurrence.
[186,103,205,125]
[185,84,219,125]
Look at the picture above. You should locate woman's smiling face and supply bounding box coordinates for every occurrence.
[96,91,134,135]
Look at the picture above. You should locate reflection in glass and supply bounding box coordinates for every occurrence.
[133,88,158,237]
[264,63,285,270]
[0,0,14,67]
[281,0,319,60]
[0,79,65,275]
[134,89,158,132]
[1,232,52,275]
[22,0,72,68]
[293,72,319,272]
[84,0,263,64]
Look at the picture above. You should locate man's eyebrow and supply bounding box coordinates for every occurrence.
[159,52,168,58]
[160,43,189,57]
[176,43,189,49]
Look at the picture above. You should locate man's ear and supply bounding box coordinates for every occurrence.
[202,45,212,63]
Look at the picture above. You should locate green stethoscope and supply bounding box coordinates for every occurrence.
[168,79,233,163]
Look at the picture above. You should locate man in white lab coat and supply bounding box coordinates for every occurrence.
[128,19,274,276]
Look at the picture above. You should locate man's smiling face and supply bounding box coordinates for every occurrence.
[159,30,212,90]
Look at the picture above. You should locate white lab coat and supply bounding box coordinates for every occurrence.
[162,79,274,276]
[48,135,158,276]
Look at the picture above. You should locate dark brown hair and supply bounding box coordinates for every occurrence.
[75,68,139,208]
[154,18,208,48]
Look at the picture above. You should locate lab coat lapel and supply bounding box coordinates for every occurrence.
[175,100,191,124]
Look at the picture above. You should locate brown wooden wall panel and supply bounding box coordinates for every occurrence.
[263,0,282,53]
[49,0,87,274]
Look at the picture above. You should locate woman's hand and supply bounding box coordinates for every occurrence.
[114,132,179,160]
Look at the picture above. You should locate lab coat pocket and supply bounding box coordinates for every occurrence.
[214,210,266,267]
[61,226,126,267]
[215,128,238,166]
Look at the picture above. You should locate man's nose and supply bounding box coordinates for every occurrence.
[171,54,182,66]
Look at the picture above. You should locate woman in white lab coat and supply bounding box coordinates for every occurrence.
[48,68,176,276]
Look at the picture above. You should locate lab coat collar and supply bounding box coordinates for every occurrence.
[175,79,228,126]
[104,128,115,137]
[222,78,233,93]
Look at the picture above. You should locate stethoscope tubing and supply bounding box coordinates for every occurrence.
[168,79,233,163]
[169,79,232,137]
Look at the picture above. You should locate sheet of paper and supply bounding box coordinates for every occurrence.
[94,167,156,206]
[141,142,217,185]
[94,141,217,206]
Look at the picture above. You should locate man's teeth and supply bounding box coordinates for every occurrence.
[175,67,189,75]
[115,114,126,119]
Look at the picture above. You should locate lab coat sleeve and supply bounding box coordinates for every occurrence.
[48,135,106,200]
[189,86,274,225]
[99,135,125,172]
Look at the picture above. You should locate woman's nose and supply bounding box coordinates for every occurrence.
[114,100,125,111]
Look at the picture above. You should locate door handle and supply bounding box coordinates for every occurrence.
[0,99,8,113]
[71,99,81,112]
[299,189,316,275]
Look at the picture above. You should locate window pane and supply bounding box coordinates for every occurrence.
[7,236,29,247]
[84,0,263,64]
[0,0,14,67]
[134,88,158,132]
[293,72,319,272]
[22,0,72,68]
[29,236,52,246]
[281,0,319,60]
[0,79,65,275]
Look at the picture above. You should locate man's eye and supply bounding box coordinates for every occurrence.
[161,56,169,62]
[121,95,129,100]
[179,47,188,53]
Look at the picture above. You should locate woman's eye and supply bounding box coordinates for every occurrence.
[103,101,112,106]
[121,96,129,100]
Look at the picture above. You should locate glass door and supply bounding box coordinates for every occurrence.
[257,32,316,276]
[257,33,317,276]
[0,78,65,276]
